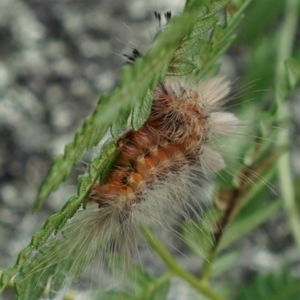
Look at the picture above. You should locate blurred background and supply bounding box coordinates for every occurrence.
[0,0,299,299]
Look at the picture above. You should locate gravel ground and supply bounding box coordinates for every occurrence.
[0,1,299,300]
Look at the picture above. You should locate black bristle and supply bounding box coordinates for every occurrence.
[165,11,172,23]
[154,11,162,28]
[133,48,141,58]
[123,48,142,64]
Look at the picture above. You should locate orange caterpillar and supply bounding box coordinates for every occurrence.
[26,13,239,293]
[75,74,239,261]
[25,71,239,296]
[87,78,238,214]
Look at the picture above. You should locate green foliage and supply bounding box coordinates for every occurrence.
[32,93,111,212]
[183,197,281,258]
[237,266,300,300]
[131,89,154,131]
[14,141,120,300]
[182,208,220,258]
[1,0,300,300]
[220,199,281,250]
[211,251,240,278]
[285,58,300,90]
[0,140,119,296]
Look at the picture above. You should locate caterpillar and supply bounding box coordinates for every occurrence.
[85,74,238,253]
[15,10,240,298]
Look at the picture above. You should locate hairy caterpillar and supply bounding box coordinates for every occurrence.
[15,10,241,298]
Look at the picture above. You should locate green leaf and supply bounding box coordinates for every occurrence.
[1,141,118,296]
[182,208,221,258]
[110,108,131,138]
[131,89,154,131]
[237,266,300,300]
[211,251,240,277]
[169,59,196,76]
[95,145,121,185]
[33,93,110,212]
[174,37,208,60]
[197,0,229,18]
[285,57,300,90]
[14,263,57,300]
[220,198,282,250]
[192,0,249,79]
[208,0,229,16]
[202,34,236,78]
[192,16,219,37]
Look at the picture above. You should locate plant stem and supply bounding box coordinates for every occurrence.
[140,225,228,300]
[275,0,300,254]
